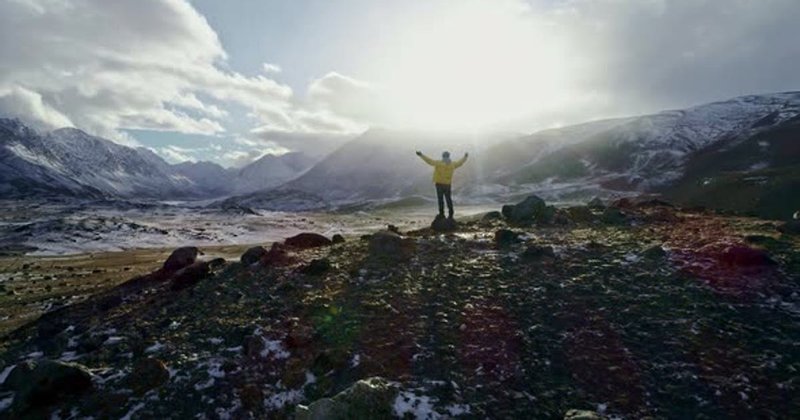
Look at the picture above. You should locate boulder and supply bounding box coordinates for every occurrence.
[502,195,547,223]
[261,243,292,266]
[241,246,268,265]
[163,246,201,272]
[587,197,605,209]
[301,258,331,276]
[431,214,457,232]
[565,206,595,223]
[610,197,634,209]
[522,244,556,260]
[296,377,397,420]
[285,233,332,249]
[718,245,775,267]
[332,234,346,244]
[564,409,603,420]
[642,245,667,259]
[777,220,800,235]
[170,258,225,291]
[3,360,93,414]
[495,229,520,247]
[368,231,415,260]
[129,357,169,395]
[601,207,628,225]
[482,211,502,220]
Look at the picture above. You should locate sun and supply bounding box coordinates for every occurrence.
[361,1,574,131]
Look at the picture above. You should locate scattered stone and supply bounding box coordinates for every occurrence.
[642,245,667,259]
[718,245,775,267]
[522,244,556,260]
[332,234,346,244]
[296,377,398,420]
[587,197,605,209]
[502,195,548,224]
[243,335,265,358]
[431,214,457,232]
[239,384,263,411]
[241,246,268,265]
[129,357,169,395]
[163,246,201,272]
[302,258,331,275]
[3,360,93,414]
[564,409,604,420]
[368,231,415,260]
[495,229,520,247]
[285,233,332,249]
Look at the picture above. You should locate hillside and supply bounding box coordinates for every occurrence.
[1,198,799,418]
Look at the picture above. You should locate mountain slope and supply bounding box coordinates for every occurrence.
[233,152,315,194]
[0,120,195,198]
[281,92,800,215]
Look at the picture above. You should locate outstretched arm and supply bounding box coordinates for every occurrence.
[416,150,436,166]
[454,152,469,168]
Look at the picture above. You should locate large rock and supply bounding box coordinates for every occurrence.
[565,206,595,224]
[129,357,170,395]
[495,229,520,247]
[368,231,415,260]
[522,244,555,260]
[163,246,201,272]
[431,214,457,232]
[241,246,268,265]
[601,207,628,225]
[296,377,398,420]
[262,243,292,267]
[718,245,775,267]
[285,233,332,249]
[2,360,93,414]
[332,234,346,244]
[170,258,225,291]
[502,195,548,223]
[301,258,331,275]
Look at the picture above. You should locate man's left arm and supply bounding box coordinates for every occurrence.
[454,152,469,168]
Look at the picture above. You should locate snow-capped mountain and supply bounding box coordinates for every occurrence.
[0,121,195,198]
[280,92,800,213]
[0,119,318,199]
[233,152,315,194]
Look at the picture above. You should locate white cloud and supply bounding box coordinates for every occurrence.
[0,0,345,146]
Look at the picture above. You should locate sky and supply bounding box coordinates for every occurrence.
[1,0,798,167]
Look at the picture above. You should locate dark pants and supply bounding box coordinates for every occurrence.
[435,183,453,217]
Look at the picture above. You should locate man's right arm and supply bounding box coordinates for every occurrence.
[416,151,436,165]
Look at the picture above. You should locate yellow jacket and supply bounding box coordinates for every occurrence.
[418,153,467,185]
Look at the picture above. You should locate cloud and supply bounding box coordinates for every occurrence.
[0,0,318,145]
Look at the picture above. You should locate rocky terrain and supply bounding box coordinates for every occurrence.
[0,196,798,418]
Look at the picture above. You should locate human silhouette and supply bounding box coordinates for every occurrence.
[416,150,468,218]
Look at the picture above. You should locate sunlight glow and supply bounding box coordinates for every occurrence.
[364,2,577,131]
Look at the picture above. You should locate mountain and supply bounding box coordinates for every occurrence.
[0,121,195,199]
[233,152,315,194]
[0,118,319,200]
[281,92,800,216]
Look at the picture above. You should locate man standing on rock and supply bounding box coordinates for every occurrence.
[416,150,468,219]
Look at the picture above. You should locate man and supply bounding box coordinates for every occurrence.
[416,150,468,218]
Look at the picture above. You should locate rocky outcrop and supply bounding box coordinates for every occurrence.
[2,360,94,414]
[296,377,398,420]
[162,246,201,272]
[241,246,268,265]
[368,231,415,260]
[285,233,332,249]
[431,214,457,232]
[502,195,548,224]
[129,358,170,395]
[170,258,225,291]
